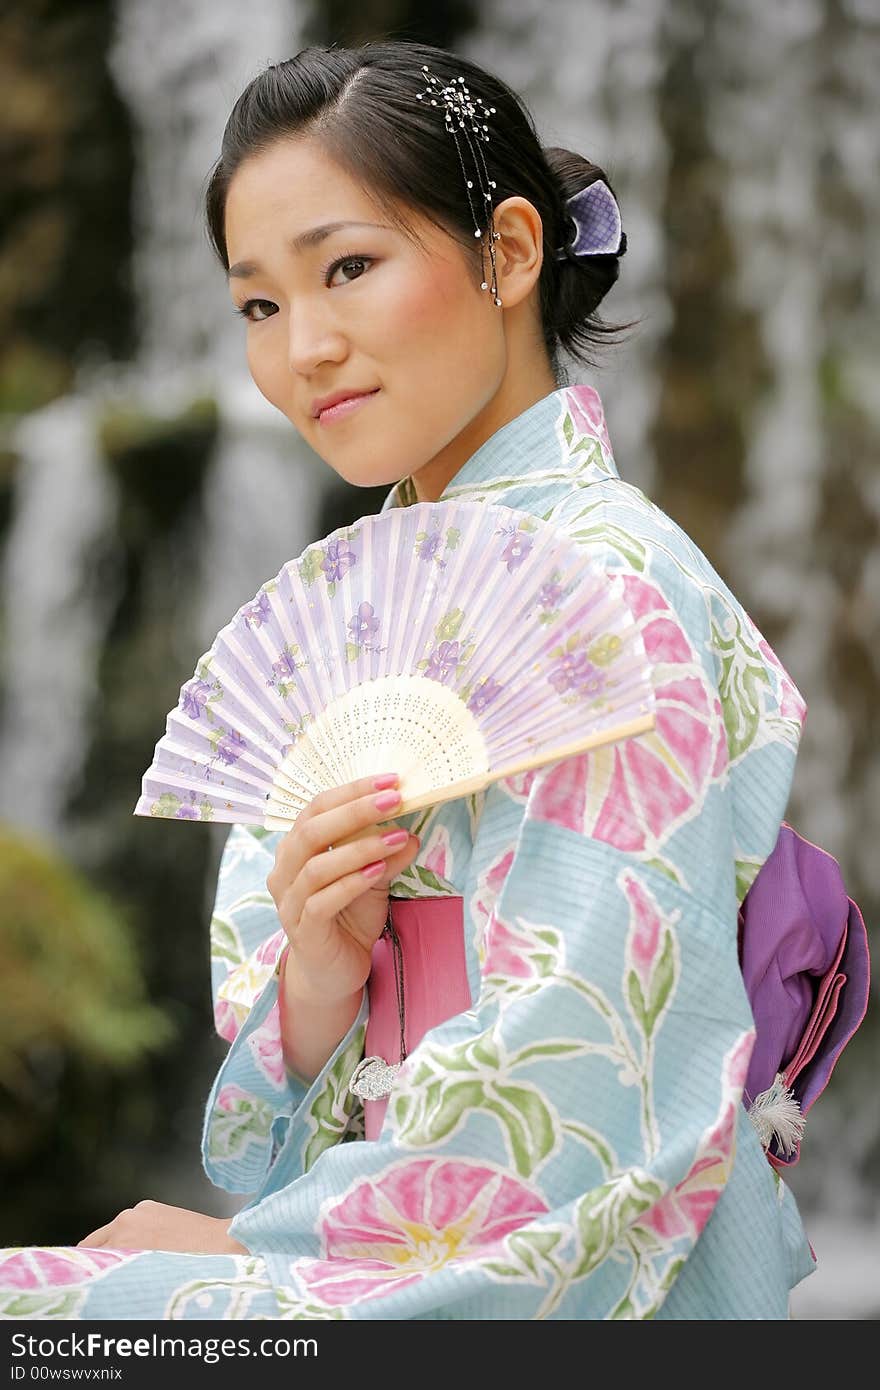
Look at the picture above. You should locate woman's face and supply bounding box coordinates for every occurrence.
[224,136,510,490]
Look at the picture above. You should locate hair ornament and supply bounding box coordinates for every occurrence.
[415,65,503,306]
[555,179,627,263]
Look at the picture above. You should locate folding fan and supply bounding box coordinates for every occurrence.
[134,499,656,831]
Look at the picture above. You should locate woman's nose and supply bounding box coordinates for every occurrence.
[287,305,347,375]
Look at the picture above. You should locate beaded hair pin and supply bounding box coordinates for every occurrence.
[415,64,627,308]
[415,65,503,305]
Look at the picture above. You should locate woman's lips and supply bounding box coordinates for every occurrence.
[317,389,380,424]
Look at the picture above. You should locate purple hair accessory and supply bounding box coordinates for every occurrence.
[555,179,627,262]
[738,821,870,1169]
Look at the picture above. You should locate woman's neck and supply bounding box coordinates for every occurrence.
[410,362,560,503]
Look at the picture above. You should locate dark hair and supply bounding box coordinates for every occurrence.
[205,40,639,377]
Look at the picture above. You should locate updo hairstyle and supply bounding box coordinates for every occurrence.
[205,40,638,376]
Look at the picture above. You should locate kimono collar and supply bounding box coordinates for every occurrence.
[380,383,619,513]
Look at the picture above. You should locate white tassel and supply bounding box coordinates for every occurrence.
[747,1072,806,1158]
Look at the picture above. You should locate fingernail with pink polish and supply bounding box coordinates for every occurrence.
[381,829,409,848]
[374,789,401,811]
[373,773,399,790]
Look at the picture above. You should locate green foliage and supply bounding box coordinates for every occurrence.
[1,0,136,377]
[0,343,72,416]
[0,822,172,1108]
[98,396,219,466]
[98,396,219,535]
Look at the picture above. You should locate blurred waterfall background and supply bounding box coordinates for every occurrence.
[0,0,876,1319]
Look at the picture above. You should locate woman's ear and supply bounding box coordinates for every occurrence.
[492,196,545,309]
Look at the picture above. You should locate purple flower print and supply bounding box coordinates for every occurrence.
[573,662,607,699]
[349,602,380,643]
[175,790,202,819]
[243,592,271,627]
[500,531,534,573]
[549,648,607,699]
[425,640,461,685]
[216,729,247,765]
[538,580,564,610]
[271,649,298,682]
[467,676,503,715]
[182,679,212,720]
[322,539,357,584]
[417,530,443,563]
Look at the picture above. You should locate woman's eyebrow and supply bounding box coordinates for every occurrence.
[227,221,392,279]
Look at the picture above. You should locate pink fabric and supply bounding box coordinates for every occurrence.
[785,972,846,1084]
[364,896,471,1140]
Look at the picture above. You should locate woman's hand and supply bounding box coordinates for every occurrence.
[267,773,420,1007]
[77,1201,247,1254]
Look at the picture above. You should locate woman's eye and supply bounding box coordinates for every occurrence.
[326,256,372,287]
[235,299,277,322]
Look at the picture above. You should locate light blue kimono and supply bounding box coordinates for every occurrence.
[0,384,816,1319]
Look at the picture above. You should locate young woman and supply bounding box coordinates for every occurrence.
[0,40,866,1322]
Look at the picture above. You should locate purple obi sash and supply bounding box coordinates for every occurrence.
[365,823,869,1164]
[738,822,869,1167]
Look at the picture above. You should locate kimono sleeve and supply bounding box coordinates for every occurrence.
[200,824,367,1193]
[224,560,808,1319]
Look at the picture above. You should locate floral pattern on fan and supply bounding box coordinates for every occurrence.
[134,500,656,830]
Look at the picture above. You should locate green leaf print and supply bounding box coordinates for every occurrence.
[510,1040,589,1066]
[627,970,648,1032]
[484,1083,556,1178]
[528,953,558,977]
[735,854,763,904]
[273,1293,345,1319]
[0,1290,83,1318]
[713,609,771,762]
[436,609,465,642]
[298,549,325,587]
[609,1292,637,1319]
[562,411,575,448]
[572,1173,664,1280]
[645,929,676,1034]
[394,1078,485,1143]
[167,1270,278,1320]
[615,1251,686,1319]
[641,855,685,887]
[656,1255,686,1300]
[565,516,647,573]
[483,1259,528,1279]
[507,1227,564,1279]
[390,862,457,897]
[393,1032,561,1175]
[587,633,623,667]
[562,1121,616,1174]
[208,1093,274,1161]
[570,439,612,477]
[411,1032,502,1078]
[304,1023,367,1172]
[210,912,245,968]
[471,1033,502,1069]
